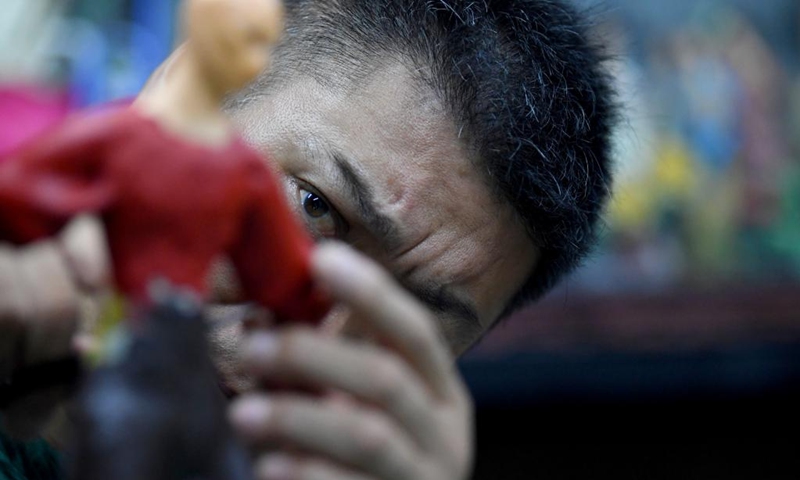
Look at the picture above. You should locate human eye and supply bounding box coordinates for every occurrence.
[293,181,348,239]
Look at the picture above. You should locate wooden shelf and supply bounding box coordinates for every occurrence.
[459,283,800,406]
[466,282,800,357]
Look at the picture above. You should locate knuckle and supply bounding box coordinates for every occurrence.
[282,327,311,349]
[255,455,298,480]
[268,394,314,433]
[357,259,402,300]
[261,398,289,436]
[403,328,433,354]
[280,328,315,362]
[353,413,395,461]
[360,267,390,300]
[369,358,409,404]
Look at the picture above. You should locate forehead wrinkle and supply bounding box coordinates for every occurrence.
[331,152,397,240]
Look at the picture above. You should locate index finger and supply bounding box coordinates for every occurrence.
[312,243,458,401]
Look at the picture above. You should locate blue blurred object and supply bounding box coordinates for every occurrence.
[61,19,110,106]
[130,0,176,90]
[64,0,178,106]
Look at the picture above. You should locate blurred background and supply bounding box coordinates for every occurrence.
[465,1,800,478]
[1,0,799,478]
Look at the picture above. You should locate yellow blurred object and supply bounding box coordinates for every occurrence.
[609,135,698,231]
[84,291,130,368]
[654,136,698,197]
[609,183,655,231]
[684,173,739,279]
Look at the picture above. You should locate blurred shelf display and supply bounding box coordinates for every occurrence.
[0,0,180,105]
[461,0,800,412]
[470,283,800,356]
[592,0,800,293]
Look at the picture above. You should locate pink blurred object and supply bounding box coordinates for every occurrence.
[0,85,71,159]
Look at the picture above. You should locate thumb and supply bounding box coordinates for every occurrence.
[57,214,111,292]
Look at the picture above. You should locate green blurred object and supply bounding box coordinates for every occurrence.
[71,0,127,23]
[0,429,62,480]
[769,162,800,271]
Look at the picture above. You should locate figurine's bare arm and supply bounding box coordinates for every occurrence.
[0,114,117,244]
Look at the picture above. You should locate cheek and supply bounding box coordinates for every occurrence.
[205,316,258,394]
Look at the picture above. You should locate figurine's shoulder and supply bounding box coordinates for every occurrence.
[52,106,143,141]
[228,137,272,171]
[93,107,155,134]
[75,104,136,126]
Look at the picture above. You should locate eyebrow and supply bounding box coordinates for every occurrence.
[328,150,482,329]
[330,151,402,250]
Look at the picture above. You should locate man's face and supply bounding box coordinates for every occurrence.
[230,64,537,355]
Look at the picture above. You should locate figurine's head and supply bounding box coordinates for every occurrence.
[185,0,283,94]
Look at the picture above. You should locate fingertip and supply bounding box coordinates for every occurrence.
[311,241,351,273]
[312,243,350,287]
[71,333,99,357]
[312,242,380,295]
[242,331,279,367]
[58,215,111,291]
[255,453,296,480]
[229,395,273,438]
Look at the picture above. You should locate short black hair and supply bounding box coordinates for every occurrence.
[239,0,616,317]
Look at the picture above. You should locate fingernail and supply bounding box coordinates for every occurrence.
[314,243,355,274]
[230,396,272,436]
[313,243,364,291]
[257,454,294,480]
[247,332,279,362]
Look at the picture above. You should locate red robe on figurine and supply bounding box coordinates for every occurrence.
[0,107,329,323]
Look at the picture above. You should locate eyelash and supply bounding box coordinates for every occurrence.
[292,179,348,240]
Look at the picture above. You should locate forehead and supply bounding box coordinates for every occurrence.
[233,65,537,350]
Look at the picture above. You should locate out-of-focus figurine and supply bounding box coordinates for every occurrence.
[1,0,330,477]
[0,0,330,325]
[66,288,254,480]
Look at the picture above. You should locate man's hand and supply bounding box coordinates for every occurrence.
[230,243,474,480]
[0,215,109,438]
